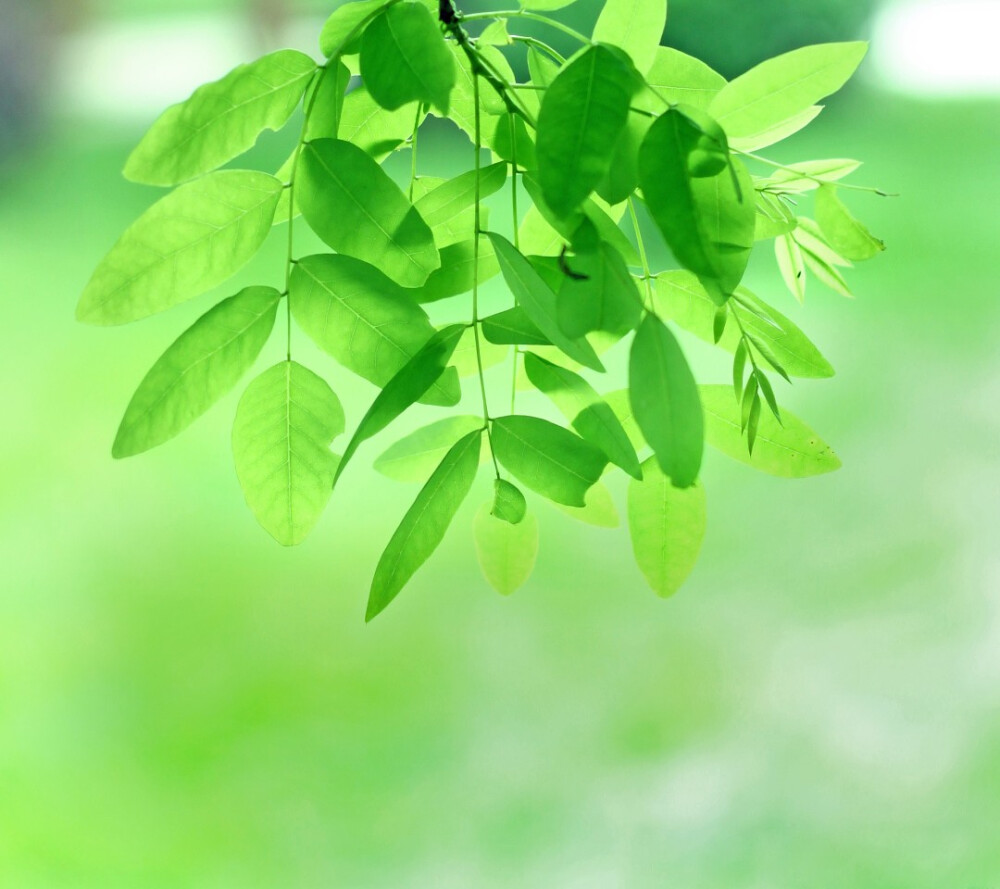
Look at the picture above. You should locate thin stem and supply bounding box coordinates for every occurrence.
[461,8,592,45]
[508,111,520,414]
[472,72,501,478]
[627,197,655,312]
[408,102,422,202]
[510,33,565,63]
[737,148,896,196]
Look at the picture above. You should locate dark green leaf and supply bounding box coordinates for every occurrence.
[298,138,439,287]
[492,415,607,507]
[114,286,280,458]
[629,314,703,488]
[481,307,551,346]
[628,457,706,598]
[367,429,482,620]
[124,50,316,186]
[290,253,459,406]
[361,2,456,113]
[492,478,527,524]
[486,232,604,372]
[77,171,282,326]
[555,243,643,339]
[232,361,345,546]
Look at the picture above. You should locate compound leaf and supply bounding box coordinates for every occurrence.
[290,253,459,406]
[629,314,703,488]
[700,384,841,477]
[361,2,456,113]
[628,457,706,597]
[114,286,280,458]
[367,428,482,620]
[474,503,539,596]
[124,49,317,186]
[492,415,607,508]
[78,170,282,326]
[374,415,484,483]
[298,138,439,287]
[232,360,345,546]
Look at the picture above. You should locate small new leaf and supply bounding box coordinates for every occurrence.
[492,478,528,524]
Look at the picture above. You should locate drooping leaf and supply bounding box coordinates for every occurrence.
[815,185,885,261]
[298,138,439,287]
[636,46,726,112]
[320,0,433,57]
[554,480,620,527]
[417,239,501,303]
[492,478,527,524]
[709,42,868,142]
[629,314,703,488]
[413,162,508,228]
[492,415,607,507]
[446,41,514,140]
[775,233,807,303]
[639,110,755,300]
[124,50,317,186]
[374,415,485,483]
[304,60,352,140]
[367,429,482,620]
[336,324,467,483]
[486,232,604,371]
[481,306,551,346]
[473,503,539,595]
[592,0,667,75]
[628,457,706,597]
[232,361,345,546]
[361,2,456,113]
[289,253,459,406]
[535,44,637,219]
[523,352,642,479]
[700,384,841,477]
[491,112,538,169]
[552,245,643,339]
[727,104,823,153]
[339,86,422,157]
[754,191,798,240]
[114,286,280,458]
[77,171,282,326]
[603,389,646,452]
[762,158,862,194]
[596,111,651,205]
[652,272,833,378]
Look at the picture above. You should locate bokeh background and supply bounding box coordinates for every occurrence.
[2,0,999,885]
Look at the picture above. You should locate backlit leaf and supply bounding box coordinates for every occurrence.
[553,244,643,338]
[124,49,317,186]
[636,46,726,112]
[492,478,527,524]
[298,138,439,287]
[629,314,703,488]
[77,170,282,326]
[413,162,508,228]
[628,457,706,597]
[592,0,667,75]
[554,480,620,527]
[492,415,607,507]
[114,286,280,458]
[815,185,885,261]
[374,415,485,482]
[339,86,422,157]
[304,60,352,140]
[417,239,501,303]
[367,429,482,619]
[700,384,841,477]
[474,503,539,596]
[232,361,345,546]
[481,307,551,346]
[775,233,807,303]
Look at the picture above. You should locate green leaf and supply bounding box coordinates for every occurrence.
[700,384,841,477]
[639,111,755,299]
[481,307,551,346]
[289,254,459,406]
[628,457,706,598]
[492,415,607,507]
[339,87,422,157]
[728,104,822,153]
[775,233,807,303]
[124,50,316,186]
[417,239,501,303]
[114,286,280,458]
[535,45,637,219]
[336,324,467,484]
[629,314,703,488]
[596,112,651,206]
[523,352,642,479]
[554,480,620,527]
[304,60,352,140]
[553,244,643,339]
[320,0,428,57]
[450,326,509,378]
[479,20,511,46]
[709,42,868,142]
[815,185,885,261]
[603,389,646,453]
[473,503,539,596]
[636,46,726,112]
[492,478,527,524]
[486,232,604,372]
[413,162,508,228]
[520,0,577,11]
[762,158,862,194]
[527,45,560,88]
[592,0,667,75]
[491,113,537,169]
[754,191,798,240]
[652,272,833,378]
[361,2,456,113]
[367,429,482,620]
[374,415,485,482]
[77,170,282,326]
[446,42,514,139]
[232,361,345,546]
[298,138,439,287]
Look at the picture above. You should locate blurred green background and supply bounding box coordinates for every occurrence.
[2,0,999,886]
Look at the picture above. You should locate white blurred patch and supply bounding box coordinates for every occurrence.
[54,13,324,120]
[872,0,1000,95]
